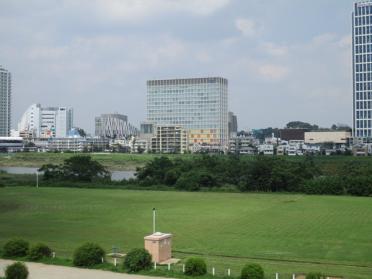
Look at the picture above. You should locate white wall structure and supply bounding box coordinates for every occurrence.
[55,107,73,138]
[304,131,352,144]
[18,104,41,138]
[18,104,73,138]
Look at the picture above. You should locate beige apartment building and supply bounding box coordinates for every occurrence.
[151,125,188,153]
[304,131,351,144]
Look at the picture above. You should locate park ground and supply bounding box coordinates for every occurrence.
[0,187,372,278]
[1,152,372,172]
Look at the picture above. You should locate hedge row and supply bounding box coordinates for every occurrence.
[301,176,372,196]
[2,239,325,279]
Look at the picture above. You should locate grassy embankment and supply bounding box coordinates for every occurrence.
[2,152,372,172]
[0,187,371,278]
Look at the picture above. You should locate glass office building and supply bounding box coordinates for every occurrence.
[147,77,228,148]
[353,1,372,137]
[0,66,11,137]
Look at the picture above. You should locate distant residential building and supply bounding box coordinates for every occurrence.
[46,137,109,152]
[258,144,274,155]
[353,1,372,137]
[18,104,73,138]
[95,113,138,139]
[229,136,255,155]
[147,77,228,149]
[228,112,238,138]
[0,66,11,136]
[276,145,286,156]
[151,125,188,154]
[0,137,23,152]
[353,144,368,156]
[132,139,150,153]
[287,145,298,156]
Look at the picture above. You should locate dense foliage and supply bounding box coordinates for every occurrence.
[123,248,152,272]
[3,239,29,258]
[28,243,52,260]
[240,264,264,279]
[133,155,372,197]
[73,243,105,267]
[306,272,324,279]
[135,155,320,193]
[184,258,207,276]
[5,262,28,279]
[39,155,110,182]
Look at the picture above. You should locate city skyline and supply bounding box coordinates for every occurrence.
[0,0,354,133]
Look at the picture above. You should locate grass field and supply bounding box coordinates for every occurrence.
[0,187,371,278]
[2,152,372,173]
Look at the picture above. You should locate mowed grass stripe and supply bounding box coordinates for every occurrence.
[0,187,372,278]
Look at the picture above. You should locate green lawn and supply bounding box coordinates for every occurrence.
[2,152,372,172]
[0,153,197,170]
[0,187,371,278]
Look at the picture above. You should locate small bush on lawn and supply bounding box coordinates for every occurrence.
[73,243,105,267]
[306,272,324,279]
[184,258,207,276]
[3,239,29,258]
[123,248,152,272]
[29,243,52,260]
[5,262,28,279]
[241,263,264,279]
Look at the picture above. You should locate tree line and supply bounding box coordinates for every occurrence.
[134,155,372,196]
[37,155,372,197]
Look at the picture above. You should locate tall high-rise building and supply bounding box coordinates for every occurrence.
[18,104,73,138]
[0,66,11,136]
[353,1,372,138]
[147,77,228,148]
[228,112,238,138]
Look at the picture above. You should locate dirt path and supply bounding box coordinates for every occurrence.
[0,259,171,279]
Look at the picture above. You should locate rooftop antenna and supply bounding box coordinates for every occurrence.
[153,208,156,234]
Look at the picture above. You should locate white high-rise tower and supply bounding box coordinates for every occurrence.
[0,66,11,136]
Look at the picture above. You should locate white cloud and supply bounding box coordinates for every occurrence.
[338,35,352,48]
[74,0,231,22]
[258,64,289,81]
[235,18,259,37]
[261,42,289,57]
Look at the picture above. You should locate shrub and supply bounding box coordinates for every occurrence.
[28,243,52,260]
[3,239,29,258]
[123,248,152,272]
[73,243,105,267]
[5,262,28,279]
[184,258,207,276]
[240,263,264,279]
[306,272,324,279]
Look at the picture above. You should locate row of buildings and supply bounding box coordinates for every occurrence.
[229,130,355,156]
[0,1,372,154]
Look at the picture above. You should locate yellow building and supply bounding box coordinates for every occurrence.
[188,129,220,145]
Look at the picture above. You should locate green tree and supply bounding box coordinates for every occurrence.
[123,248,152,272]
[40,155,110,182]
[5,262,28,279]
[240,264,264,279]
[73,243,105,267]
[184,258,207,276]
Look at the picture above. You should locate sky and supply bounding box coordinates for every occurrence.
[0,0,355,133]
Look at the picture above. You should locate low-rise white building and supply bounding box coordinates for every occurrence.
[258,144,274,155]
